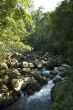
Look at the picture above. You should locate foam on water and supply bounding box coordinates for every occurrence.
[25,80,54,110]
[27,80,54,102]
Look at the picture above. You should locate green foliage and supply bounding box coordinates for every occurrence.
[67,41,73,64]
[0,0,34,60]
[26,0,73,59]
[49,69,73,110]
[26,9,53,51]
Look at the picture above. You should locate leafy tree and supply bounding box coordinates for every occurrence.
[0,0,34,60]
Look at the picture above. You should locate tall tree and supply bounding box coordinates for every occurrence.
[0,0,33,59]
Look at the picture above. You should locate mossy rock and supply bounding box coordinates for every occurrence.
[0,75,9,85]
[50,77,73,110]
[0,62,8,70]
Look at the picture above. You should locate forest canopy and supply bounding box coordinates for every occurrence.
[0,0,73,64]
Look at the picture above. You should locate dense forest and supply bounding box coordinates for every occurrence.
[0,0,73,63]
[0,0,73,110]
[25,0,73,64]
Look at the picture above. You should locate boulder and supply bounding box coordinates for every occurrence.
[21,68,31,74]
[28,63,34,68]
[10,59,18,68]
[0,89,21,108]
[0,85,15,107]
[0,93,7,106]
[37,63,43,69]
[32,73,48,86]
[21,61,29,68]
[61,64,71,69]
[41,69,50,76]
[50,70,58,75]
[0,62,8,70]
[59,72,65,77]
[41,69,57,79]
[41,60,47,64]
[26,77,41,95]
[44,56,64,69]
[1,85,8,93]
[21,77,30,91]
[8,69,21,79]
[34,59,44,69]
[11,77,30,93]
[10,52,20,59]
[11,79,24,92]
[53,75,64,83]
[55,65,70,74]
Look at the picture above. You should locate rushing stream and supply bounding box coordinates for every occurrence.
[5,80,54,110]
[4,64,71,110]
[25,80,54,110]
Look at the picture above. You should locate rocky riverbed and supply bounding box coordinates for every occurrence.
[0,52,71,110]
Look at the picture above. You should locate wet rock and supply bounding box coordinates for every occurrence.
[41,69,57,79]
[0,52,69,109]
[32,73,48,86]
[43,63,54,70]
[21,77,30,91]
[59,72,65,77]
[41,69,50,76]
[55,66,70,74]
[26,77,41,95]
[50,70,58,75]
[61,64,71,69]
[53,75,64,83]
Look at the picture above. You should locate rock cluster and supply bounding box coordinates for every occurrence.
[0,51,68,108]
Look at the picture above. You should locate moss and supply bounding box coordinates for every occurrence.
[49,70,73,110]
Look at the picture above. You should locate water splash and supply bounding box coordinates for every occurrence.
[25,80,54,110]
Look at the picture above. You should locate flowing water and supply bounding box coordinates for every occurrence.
[4,64,70,110]
[5,80,54,110]
[25,80,54,110]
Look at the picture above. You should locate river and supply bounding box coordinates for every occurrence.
[4,63,70,110]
